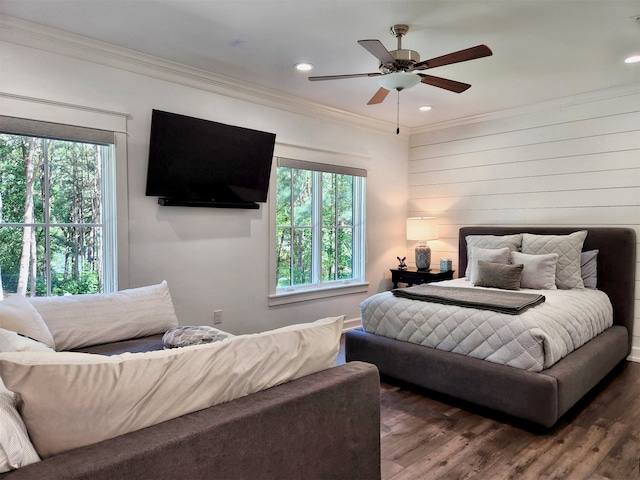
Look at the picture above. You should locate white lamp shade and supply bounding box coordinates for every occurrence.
[406,217,438,241]
[378,72,421,91]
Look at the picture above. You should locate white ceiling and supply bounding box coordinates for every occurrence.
[1,0,639,128]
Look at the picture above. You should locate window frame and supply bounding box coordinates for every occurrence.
[0,93,129,293]
[268,157,368,306]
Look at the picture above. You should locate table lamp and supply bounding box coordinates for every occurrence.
[406,217,438,270]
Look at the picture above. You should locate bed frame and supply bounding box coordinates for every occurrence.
[345,227,636,427]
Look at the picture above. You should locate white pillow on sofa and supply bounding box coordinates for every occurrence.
[0,382,41,472]
[0,315,344,458]
[0,328,50,472]
[0,295,55,349]
[29,281,179,351]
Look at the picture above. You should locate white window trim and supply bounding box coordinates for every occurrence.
[0,92,130,290]
[268,155,368,306]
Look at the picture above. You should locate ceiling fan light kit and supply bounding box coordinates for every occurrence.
[377,71,421,91]
[308,24,492,132]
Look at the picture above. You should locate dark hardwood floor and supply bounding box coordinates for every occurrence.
[339,338,640,480]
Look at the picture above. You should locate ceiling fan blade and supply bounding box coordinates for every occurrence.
[412,44,492,70]
[309,72,381,81]
[357,39,398,66]
[367,87,390,105]
[418,74,471,93]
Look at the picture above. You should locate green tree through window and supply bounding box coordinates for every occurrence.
[0,132,115,297]
[275,160,365,292]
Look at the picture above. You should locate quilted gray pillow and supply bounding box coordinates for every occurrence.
[521,231,587,289]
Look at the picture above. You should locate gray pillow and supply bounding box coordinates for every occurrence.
[581,250,598,289]
[474,261,523,290]
[521,231,587,289]
[466,234,522,274]
[467,246,511,284]
[510,251,558,290]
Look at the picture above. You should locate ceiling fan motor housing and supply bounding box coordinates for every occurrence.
[380,49,421,73]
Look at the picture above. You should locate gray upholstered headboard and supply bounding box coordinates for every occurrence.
[458,226,637,354]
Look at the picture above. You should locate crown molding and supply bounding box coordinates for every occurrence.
[411,83,640,135]
[0,15,404,137]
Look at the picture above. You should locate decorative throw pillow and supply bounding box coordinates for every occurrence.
[465,234,522,275]
[162,326,234,348]
[581,250,598,289]
[474,261,523,290]
[29,281,179,351]
[521,231,588,289]
[0,295,55,349]
[0,315,344,458]
[510,251,558,290]
[0,328,55,353]
[466,246,511,284]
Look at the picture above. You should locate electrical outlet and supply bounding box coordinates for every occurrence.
[214,309,223,324]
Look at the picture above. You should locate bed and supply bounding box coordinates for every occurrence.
[345,226,636,427]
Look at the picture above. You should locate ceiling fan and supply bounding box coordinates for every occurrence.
[309,24,492,106]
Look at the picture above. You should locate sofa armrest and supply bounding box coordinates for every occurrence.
[2,361,381,480]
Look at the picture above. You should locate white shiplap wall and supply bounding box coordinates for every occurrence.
[408,85,640,360]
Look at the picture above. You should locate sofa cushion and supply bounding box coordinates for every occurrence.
[0,315,344,458]
[29,281,179,351]
[0,295,55,349]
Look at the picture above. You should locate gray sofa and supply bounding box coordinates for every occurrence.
[2,359,381,480]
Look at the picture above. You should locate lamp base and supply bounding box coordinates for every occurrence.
[415,243,431,271]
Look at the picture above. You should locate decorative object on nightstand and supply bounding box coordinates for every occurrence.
[440,258,453,271]
[406,217,438,270]
[396,256,407,269]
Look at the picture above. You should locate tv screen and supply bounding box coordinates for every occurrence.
[145,109,276,207]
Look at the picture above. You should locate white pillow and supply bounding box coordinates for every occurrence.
[510,251,558,290]
[0,315,344,458]
[466,246,511,284]
[29,281,179,351]
[0,295,55,349]
[0,382,41,472]
[0,328,55,353]
[521,231,587,289]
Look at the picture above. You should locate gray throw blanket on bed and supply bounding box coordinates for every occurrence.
[392,284,545,314]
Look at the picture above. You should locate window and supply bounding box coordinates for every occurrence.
[0,116,118,297]
[270,158,367,304]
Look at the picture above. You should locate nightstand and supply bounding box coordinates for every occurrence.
[390,267,455,289]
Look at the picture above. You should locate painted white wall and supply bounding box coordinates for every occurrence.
[0,39,409,334]
[408,87,640,359]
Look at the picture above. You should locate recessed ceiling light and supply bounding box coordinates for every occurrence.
[294,62,314,72]
[624,55,640,64]
[419,105,433,111]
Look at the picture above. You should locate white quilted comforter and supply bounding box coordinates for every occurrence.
[360,279,613,372]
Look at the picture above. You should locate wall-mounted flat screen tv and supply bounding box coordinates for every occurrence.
[145,109,276,209]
